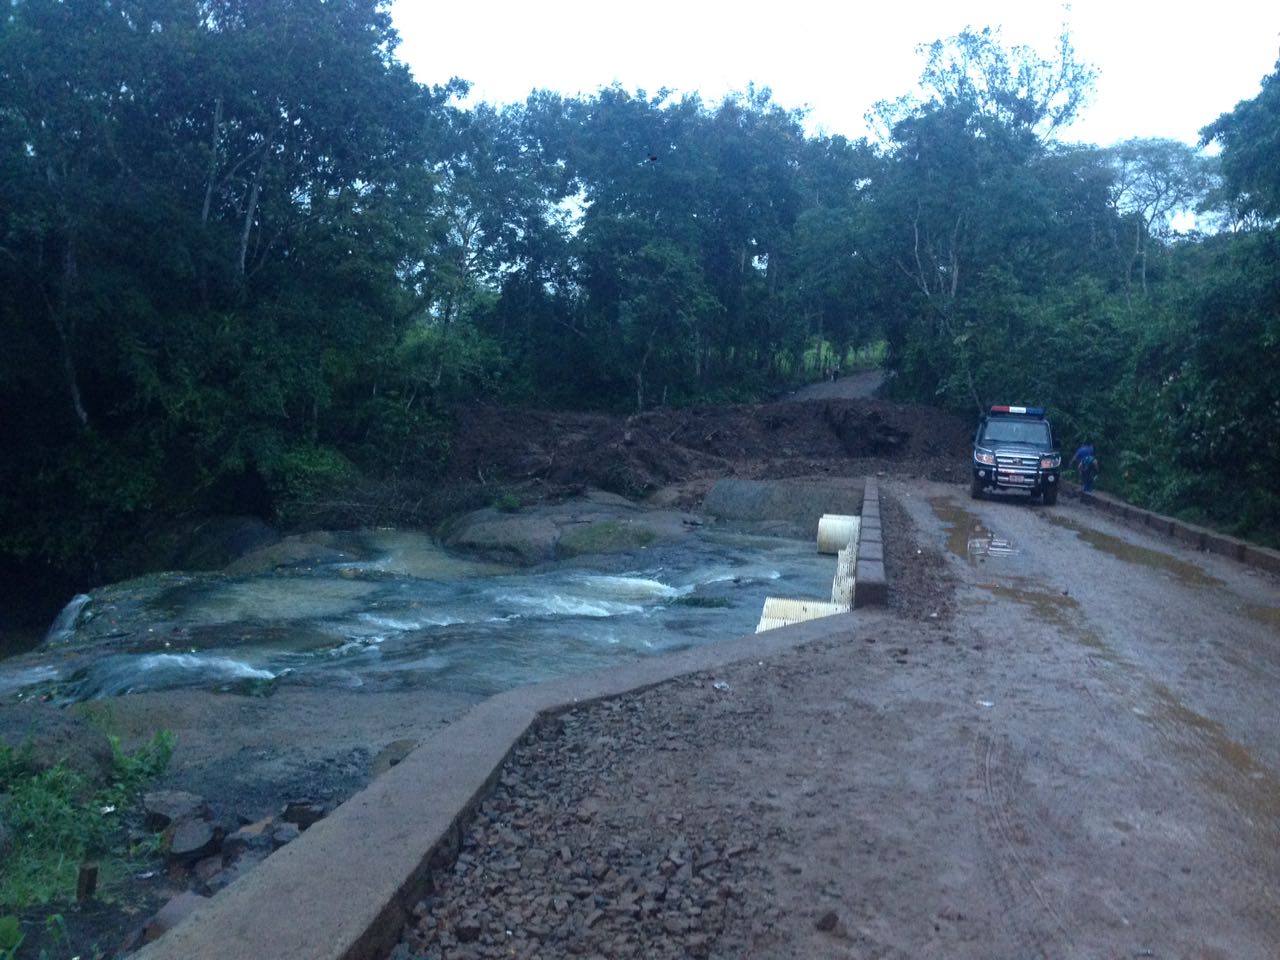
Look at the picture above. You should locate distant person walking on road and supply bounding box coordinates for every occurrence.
[1071,442,1100,492]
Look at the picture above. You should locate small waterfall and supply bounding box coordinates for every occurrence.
[44,593,91,646]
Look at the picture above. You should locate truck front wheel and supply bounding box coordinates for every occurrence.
[1042,485,1058,506]
[970,477,984,500]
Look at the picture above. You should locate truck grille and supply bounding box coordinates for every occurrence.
[994,451,1040,486]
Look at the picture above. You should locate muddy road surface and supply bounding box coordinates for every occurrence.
[399,479,1279,960]
[885,480,1279,958]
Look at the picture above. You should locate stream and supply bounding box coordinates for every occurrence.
[1,525,838,704]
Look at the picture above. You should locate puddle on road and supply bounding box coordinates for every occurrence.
[1043,515,1223,589]
[1244,604,1280,629]
[953,506,1277,831]
[976,578,1076,627]
[976,579,1132,670]
[1143,684,1280,827]
[929,498,1019,564]
[982,574,1280,828]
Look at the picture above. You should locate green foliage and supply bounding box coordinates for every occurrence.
[104,732,175,808]
[41,913,69,959]
[0,915,22,959]
[0,0,465,582]
[0,732,174,910]
[492,493,522,513]
[1201,55,1280,221]
[264,445,360,526]
[871,24,1097,140]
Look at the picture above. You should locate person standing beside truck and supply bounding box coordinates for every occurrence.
[1071,442,1100,492]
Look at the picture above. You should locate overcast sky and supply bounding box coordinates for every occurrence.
[390,0,1280,148]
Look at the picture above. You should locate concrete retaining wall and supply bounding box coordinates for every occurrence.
[853,478,888,607]
[1075,488,1280,576]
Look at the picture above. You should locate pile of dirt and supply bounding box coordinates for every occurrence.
[443,395,972,507]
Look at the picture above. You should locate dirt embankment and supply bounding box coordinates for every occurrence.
[442,389,971,510]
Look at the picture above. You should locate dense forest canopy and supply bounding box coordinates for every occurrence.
[2,0,1278,615]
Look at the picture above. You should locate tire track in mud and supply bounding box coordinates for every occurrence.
[975,734,1076,959]
[908,479,1280,955]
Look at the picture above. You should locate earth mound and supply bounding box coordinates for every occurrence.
[443,394,971,508]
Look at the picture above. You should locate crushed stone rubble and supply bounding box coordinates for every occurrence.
[395,680,787,959]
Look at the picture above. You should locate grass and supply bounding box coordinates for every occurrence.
[558,520,656,557]
[0,730,174,911]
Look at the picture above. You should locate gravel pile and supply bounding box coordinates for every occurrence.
[396,680,781,959]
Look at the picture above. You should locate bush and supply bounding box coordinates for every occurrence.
[493,493,521,513]
[0,731,173,910]
[264,444,360,526]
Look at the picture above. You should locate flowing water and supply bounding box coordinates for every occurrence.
[3,526,839,703]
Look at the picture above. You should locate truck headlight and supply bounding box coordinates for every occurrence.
[975,450,995,466]
[1040,455,1061,468]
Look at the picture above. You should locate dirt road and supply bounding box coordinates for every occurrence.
[785,368,886,402]
[399,480,1280,959]
[881,482,1280,957]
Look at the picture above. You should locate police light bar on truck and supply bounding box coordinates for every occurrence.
[989,405,1045,416]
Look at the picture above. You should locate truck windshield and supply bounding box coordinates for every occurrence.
[981,419,1051,446]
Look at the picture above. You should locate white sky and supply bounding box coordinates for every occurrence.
[390,0,1280,148]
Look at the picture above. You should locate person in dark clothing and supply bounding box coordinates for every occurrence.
[1071,442,1100,492]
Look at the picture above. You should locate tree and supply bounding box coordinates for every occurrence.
[496,85,818,402]
[1200,54,1280,221]
[865,25,1103,412]
[870,24,1097,143]
[0,0,460,577]
[1107,138,1214,294]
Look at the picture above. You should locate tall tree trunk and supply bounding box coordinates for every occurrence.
[51,233,89,427]
[238,141,271,279]
[1138,221,1149,296]
[635,328,657,412]
[201,96,223,226]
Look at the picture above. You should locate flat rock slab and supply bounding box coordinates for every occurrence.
[701,478,865,538]
[444,492,699,564]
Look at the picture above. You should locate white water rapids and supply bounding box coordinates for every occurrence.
[7,527,838,703]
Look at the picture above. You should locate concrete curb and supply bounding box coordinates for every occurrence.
[854,478,888,607]
[132,607,885,960]
[1072,486,1280,577]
